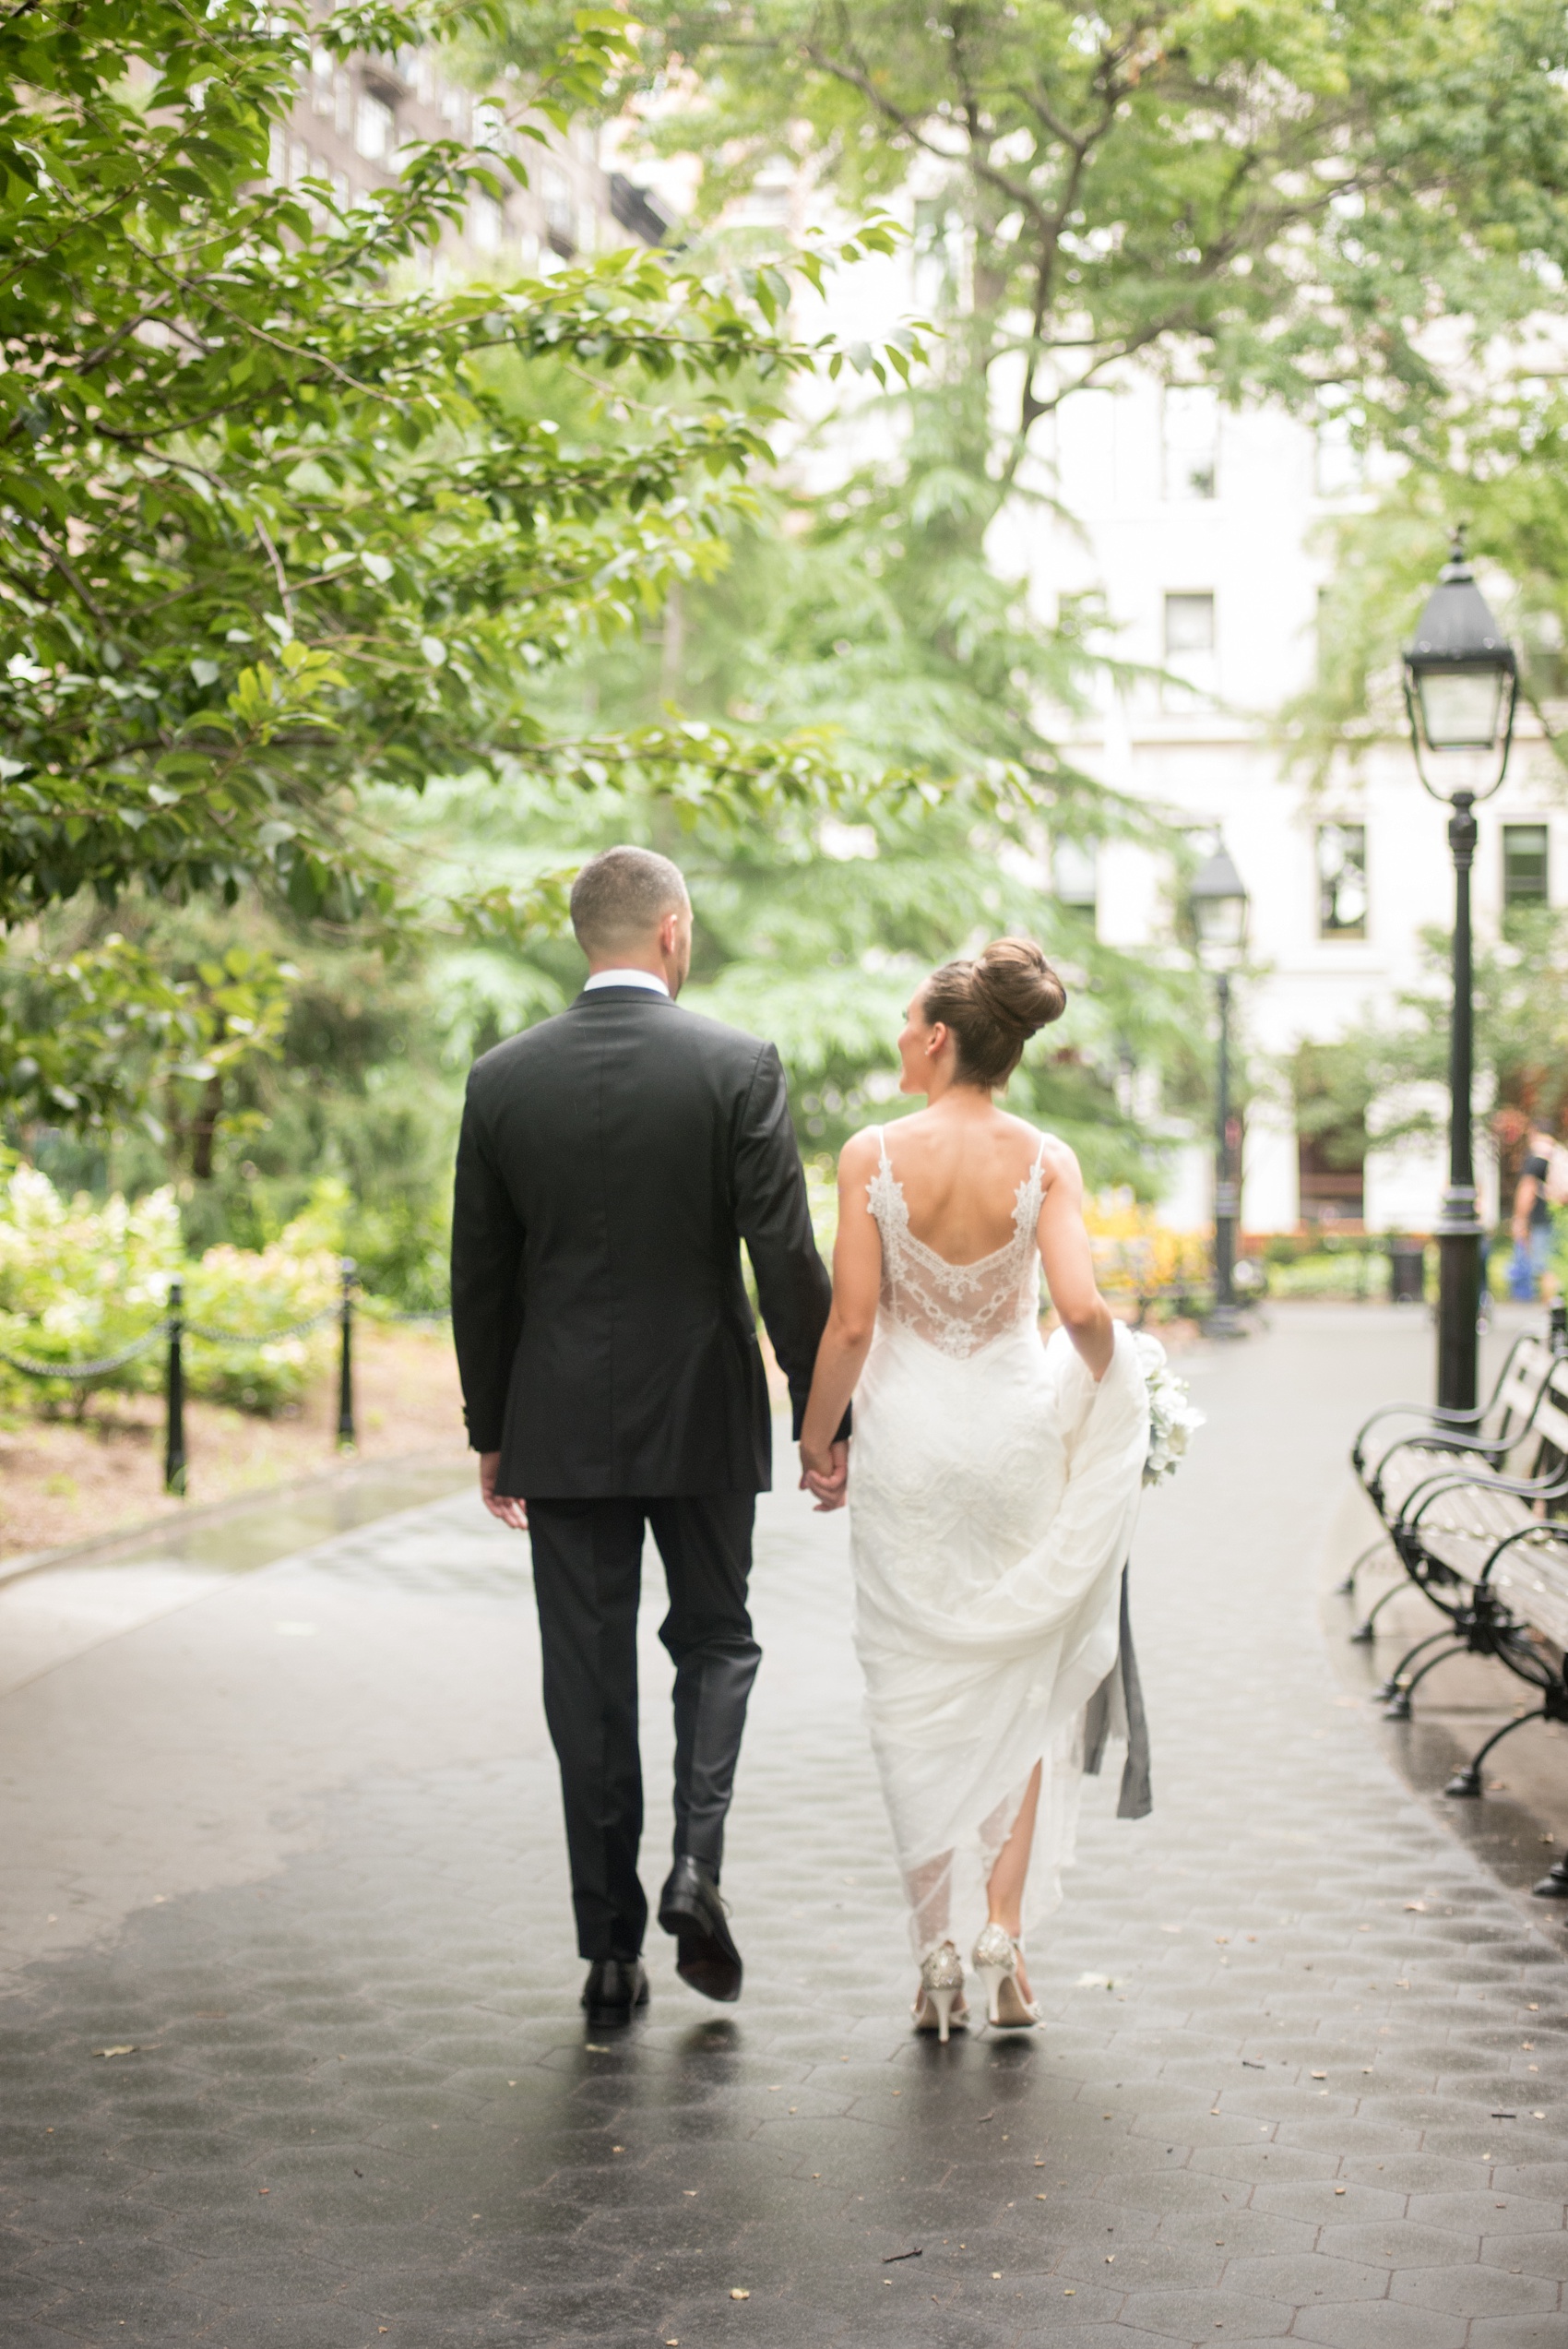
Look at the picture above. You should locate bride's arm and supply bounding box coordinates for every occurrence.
[798,1131,883,1504]
[1037,1140,1115,1381]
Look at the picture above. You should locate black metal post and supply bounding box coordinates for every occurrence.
[1435,791,1483,1412]
[1208,970,1241,1337]
[337,1257,356,1450]
[164,1278,187,1496]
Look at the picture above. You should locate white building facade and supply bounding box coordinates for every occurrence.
[1015,375,1562,1235]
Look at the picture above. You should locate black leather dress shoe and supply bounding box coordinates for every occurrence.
[658,1855,742,2002]
[580,1956,648,2030]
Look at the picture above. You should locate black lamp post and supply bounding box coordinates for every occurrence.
[1191,840,1250,1338]
[1401,530,1519,1413]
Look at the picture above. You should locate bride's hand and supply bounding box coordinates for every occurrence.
[799,1437,849,1512]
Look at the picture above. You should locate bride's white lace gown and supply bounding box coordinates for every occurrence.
[850,1130,1151,1955]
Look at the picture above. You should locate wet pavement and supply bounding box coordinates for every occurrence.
[1,1305,1564,2347]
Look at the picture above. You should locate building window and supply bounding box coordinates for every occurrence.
[1164,591,1211,657]
[1052,839,1098,913]
[469,195,503,255]
[1164,591,1214,660]
[1503,823,1550,911]
[541,163,576,257]
[1314,404,1364,498]
[1294,1042,1367,1226]
[310,45,334,115]
[1163,386,1218,500]
[355,90,393,161]
[1162,590,1216,709]
[1317,823,1367,939]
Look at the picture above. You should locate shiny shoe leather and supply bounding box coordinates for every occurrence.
[581,1956,648,2030]
[658,1854,742,2002]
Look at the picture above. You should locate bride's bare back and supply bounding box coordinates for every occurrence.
[830,1105,1109,1381]
[869,1105,1069,1264]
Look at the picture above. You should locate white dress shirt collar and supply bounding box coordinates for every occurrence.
[582,967,670,997]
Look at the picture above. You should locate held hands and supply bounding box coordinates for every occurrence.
[799,1437,849,1513]
[479,1451,529,1532]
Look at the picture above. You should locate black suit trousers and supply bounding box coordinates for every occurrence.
[527,1494,760,1961]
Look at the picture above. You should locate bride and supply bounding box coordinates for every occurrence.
[798,938,1150,2039]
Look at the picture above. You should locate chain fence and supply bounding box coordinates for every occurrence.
[0,1258,446,1497]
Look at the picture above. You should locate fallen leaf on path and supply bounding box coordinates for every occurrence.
[91,2046,138,2059]
[730,2288,750,2300]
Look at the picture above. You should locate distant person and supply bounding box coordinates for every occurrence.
[797,940,1150,2040]
[1510,1120,1562,1301]
[450,847,837,2029]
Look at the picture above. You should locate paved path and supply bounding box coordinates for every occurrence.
[1,1306,1565,2348]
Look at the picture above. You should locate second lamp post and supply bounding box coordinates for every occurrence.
[1191,841,1250,1337]
[1401,531,1519,1413]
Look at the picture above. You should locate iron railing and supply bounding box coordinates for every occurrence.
[0,1260,451,1496]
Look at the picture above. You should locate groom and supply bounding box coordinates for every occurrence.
[450,846,841,2028]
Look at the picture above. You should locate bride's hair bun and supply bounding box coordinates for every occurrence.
[921,936,1066,1087]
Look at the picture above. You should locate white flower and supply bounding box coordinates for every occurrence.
[1133,1330,1204,1486]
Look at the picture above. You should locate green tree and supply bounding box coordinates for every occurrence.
[635,3,1568,459]
[616,0,1568,891]
[0,0,927,1140]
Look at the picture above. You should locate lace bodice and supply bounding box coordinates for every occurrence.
[866,1127,1048,1360]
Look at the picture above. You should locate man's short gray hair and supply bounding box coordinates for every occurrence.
[570,845,689,956]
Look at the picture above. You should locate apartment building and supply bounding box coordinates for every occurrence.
[1017,377,1562,1234]
[267,44,670,272]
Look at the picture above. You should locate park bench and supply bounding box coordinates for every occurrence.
[1345,1325,1564,1643]
[1348,1322,1568,1898]
[1431,1515,1568,1900]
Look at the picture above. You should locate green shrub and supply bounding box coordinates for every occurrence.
[1267,1248,1391,1299]
[0,1163,336,1415]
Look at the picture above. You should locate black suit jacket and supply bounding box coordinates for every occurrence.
[450,985,834,1498]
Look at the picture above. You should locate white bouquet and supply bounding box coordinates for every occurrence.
[1132,1330,1205,1486]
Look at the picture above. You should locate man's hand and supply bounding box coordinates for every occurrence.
[798,1437,849,1513]
[480,1452,529,1531]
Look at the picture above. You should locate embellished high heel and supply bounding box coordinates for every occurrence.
[912,1941,968,2044]
[972,1922,1039,2029]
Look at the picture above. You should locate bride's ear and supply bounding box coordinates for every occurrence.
[927,1020,950,1058]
